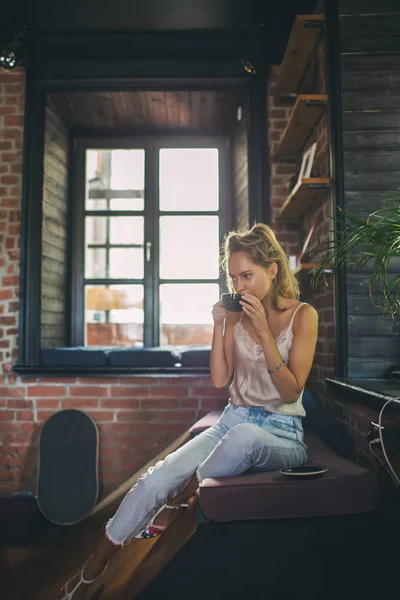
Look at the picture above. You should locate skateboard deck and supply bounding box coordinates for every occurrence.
[37,409,99,525]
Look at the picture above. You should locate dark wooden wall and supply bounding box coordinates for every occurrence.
[339,0,400,378]
[41,97,69,348]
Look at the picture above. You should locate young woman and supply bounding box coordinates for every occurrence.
[58,223,318,600]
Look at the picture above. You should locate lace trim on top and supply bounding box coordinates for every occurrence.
[234,321,293,361]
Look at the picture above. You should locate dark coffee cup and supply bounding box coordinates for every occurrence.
[221,293,243,312]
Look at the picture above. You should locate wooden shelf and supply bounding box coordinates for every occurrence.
[274,15,325,100]
[291,262,317,276]
[278,94,327,158]
[279,177,331,220]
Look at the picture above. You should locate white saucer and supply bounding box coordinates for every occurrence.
[280,466,328,478]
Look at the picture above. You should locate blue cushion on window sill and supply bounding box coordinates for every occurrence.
[40,346,211,369]
[41,347,108,367]
[107,347,180,368]
[179,346,211,368]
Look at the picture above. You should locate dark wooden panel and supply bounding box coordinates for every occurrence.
[344,150,400,171]
[42,99,69,349]
[41,310,68,325]
[42,240,67,263]
[347,294,388,315]
[342,35,400,53]
[340,0,400,14]
[342,90,400,111]
[340,9,400,376]
[343,131,400,150]
[41,283,67,302]
[341,15,400,35]
[43,198,68,221]
[41,269,67,288]
[49,89,243,134]
[348,358,393,378]
[342,110,400,131]
[40,295,66,313]
[348,336,400,358]
[40,324,67,344]
[347,256,400,274]
[23,0,250,31]
[340,16,400,52]
[43,219,67,243]
[42,256,68,278]
[341,53,400,72]
[348,315,400,336]
[347,274,389,295]
[344,169,400,190]
[345,190,393,213]
[342,70,400,92]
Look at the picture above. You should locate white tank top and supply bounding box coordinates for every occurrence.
[229,303,308,416]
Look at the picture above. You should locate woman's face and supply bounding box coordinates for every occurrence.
[228,251,276,301]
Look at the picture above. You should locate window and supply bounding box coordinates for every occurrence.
[71,137,230,348]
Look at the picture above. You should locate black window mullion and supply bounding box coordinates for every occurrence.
[152,142,161,346]
[144,141,157,347]
[70,140,86,346]
[218,139,233,299]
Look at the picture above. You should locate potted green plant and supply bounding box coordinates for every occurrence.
[312,191,400,319]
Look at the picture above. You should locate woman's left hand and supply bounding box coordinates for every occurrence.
[240,294,271,336]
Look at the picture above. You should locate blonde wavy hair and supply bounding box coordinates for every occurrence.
[221,223,300,311]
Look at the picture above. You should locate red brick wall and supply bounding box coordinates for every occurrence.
[0,375,227,498]
[0,68,24,376]
[0,69,227,497]
[329,394,400,474]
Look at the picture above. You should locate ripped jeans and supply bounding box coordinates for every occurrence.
[105,403,307,545]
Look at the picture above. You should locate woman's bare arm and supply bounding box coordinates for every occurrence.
[259,304,318,403]
[210,302,236,388]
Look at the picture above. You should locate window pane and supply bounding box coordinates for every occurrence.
[159,148,219,211]
[159,284,218,346]
[110,198,138,211]
[85,149,145,211]
[109,248,144,279]
[85,285,144,347]
[159,216,219,279]
[87,198,108,211]
[109,216,144,245]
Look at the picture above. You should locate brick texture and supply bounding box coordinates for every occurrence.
[0,375,227,498]
[0,69,24,377]
[326,393,400,476]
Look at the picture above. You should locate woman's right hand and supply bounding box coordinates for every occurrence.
[212,301,228,326]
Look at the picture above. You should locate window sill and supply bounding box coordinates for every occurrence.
[326,377,400,411]
[14,365,210,377]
